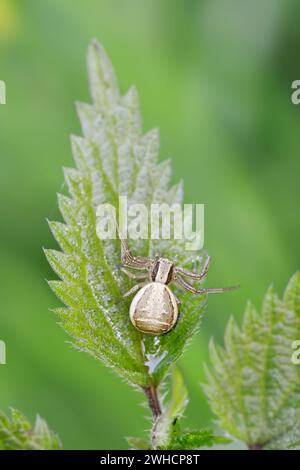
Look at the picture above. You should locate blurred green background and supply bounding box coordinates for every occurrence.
[0,0,300,449]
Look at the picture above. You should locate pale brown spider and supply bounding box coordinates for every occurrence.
[118,232,239,335]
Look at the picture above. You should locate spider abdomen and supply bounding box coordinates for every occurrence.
[129,282,178,335]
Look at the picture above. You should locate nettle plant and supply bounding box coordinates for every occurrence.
[2,40,298,450]
[0,410,60,450]
[45,39,219,449]
[44,40,300,450]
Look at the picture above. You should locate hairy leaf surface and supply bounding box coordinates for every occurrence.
[0,409,61,450]
[204,272,300,449]
[46,40,207,388]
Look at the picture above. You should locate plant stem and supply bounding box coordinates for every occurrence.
[248,443,263,450]
[143,384,162,419]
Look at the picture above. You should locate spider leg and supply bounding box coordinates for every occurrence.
[123,282,147,298]
[116,220,153,270]
[119,236,151,268]
[120,267,148,280]
[175,253,211,280]
[175,274,239,295]
[173,292,181,306]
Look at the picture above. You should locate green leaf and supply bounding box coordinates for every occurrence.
[0,409,61,450]
[168,429,231,450]
[204,272,300,450]
[126,436,151,450]
[46,39,207,389]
